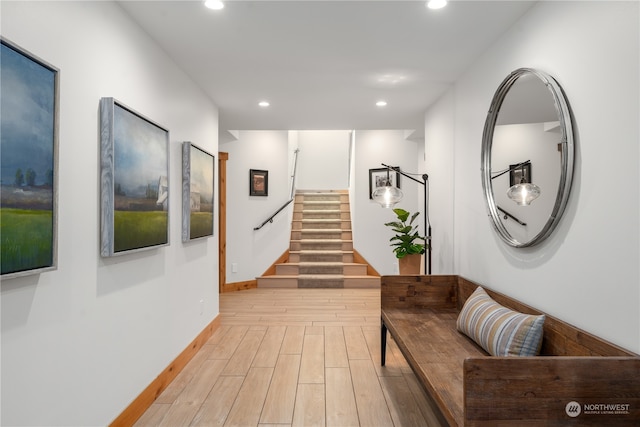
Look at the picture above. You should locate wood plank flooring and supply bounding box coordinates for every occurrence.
[134,288,444,427]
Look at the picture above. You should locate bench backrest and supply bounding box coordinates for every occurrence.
[455,277,636,357]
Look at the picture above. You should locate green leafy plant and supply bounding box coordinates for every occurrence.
[384,208,427,259]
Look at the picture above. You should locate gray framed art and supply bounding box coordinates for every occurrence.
[182,142,214,242]
[100,97,170,257]
[1,37,59,278]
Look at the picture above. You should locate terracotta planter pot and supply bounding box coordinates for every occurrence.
[398,253,422,275]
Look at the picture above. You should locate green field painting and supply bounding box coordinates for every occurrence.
[114,211,168,252]
[1,208,53,275]
[190,212,214,239]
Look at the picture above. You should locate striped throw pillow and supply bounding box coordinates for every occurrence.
[456,287,545,357]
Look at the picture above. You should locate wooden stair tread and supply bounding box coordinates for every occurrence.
[259,274,380,280]
[290,249,353,253]
[297,229,352,233]
[295,219,347,223]
[294,239,352,242]
[279,262,365,266]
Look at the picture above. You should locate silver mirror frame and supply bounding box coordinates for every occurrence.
[481,68,575,248]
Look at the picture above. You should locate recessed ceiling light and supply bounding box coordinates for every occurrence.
[426,0,447,10]
[204,0,224,11]
[258,101,270,107]
[376,101,388,107]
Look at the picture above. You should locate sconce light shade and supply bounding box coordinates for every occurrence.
[507,182,541,206]
[372,184,403,208]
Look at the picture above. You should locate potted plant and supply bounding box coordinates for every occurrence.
[384,208,427,274]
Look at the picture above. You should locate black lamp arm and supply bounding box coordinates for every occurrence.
[381,163,427,186]
[491,160,531,180]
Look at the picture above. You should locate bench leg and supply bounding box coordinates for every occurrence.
[381,318,387,366]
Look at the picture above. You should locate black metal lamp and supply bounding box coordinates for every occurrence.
[372,163,431,275]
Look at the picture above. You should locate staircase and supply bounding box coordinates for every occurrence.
[257,190,380,288]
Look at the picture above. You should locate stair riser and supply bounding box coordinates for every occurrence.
[344,265,368,275]
[289,253,354,263]
[257,276,379,289]
[256,277,298,288]
[296,195,343,203]
[275,264,367,275]
[308,212,348,220]
[299,265,343,274]
[291,230,352,240]
[290,242,351,251]
[292,220,350,230]
[297,202,345,211]
[276,265,299,275]
[298,278,344,288]
[344,277,381,288]
[293,211,342,220]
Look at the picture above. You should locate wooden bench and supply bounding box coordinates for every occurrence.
[381,275,640,426]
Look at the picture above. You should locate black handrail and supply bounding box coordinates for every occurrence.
[253,198,294,230]
[497,206,527,226]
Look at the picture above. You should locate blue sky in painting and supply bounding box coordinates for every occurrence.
[113,104,168,198]
[0,43,55,186]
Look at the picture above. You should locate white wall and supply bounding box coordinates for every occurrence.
[296,130,351,190]
[1,2,219,426]
[220,131,292,282]
[352,130,422,275]
[425,90,456,274]
[426,1,639,352]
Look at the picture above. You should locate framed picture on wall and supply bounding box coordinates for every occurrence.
[182,142,215,242]
[1,37,59,278]
[369,167,400,199]
[250,169,268,196]
[509,162,531,186]
[100,97,170,257]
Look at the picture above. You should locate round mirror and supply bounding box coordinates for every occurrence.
[481,68,575,248]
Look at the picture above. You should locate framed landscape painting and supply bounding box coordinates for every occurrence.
[182,142,214,242]
[100,97,169,257]
[1,38,59,278]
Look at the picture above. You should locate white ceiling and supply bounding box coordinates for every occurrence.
[118,0,536,136]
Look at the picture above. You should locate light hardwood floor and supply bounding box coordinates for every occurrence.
[134,288,445,427]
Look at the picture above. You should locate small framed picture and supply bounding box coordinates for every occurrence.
[250,169,268,196]
[369,167,400,199]
[510,162,531,186]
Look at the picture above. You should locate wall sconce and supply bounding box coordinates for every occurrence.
[372,163,431,274]
[491,160,541,206]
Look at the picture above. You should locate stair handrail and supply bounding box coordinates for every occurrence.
[290,148,300,200]
[254,149,300,231]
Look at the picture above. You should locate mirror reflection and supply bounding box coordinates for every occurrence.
[481,68,575,248]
